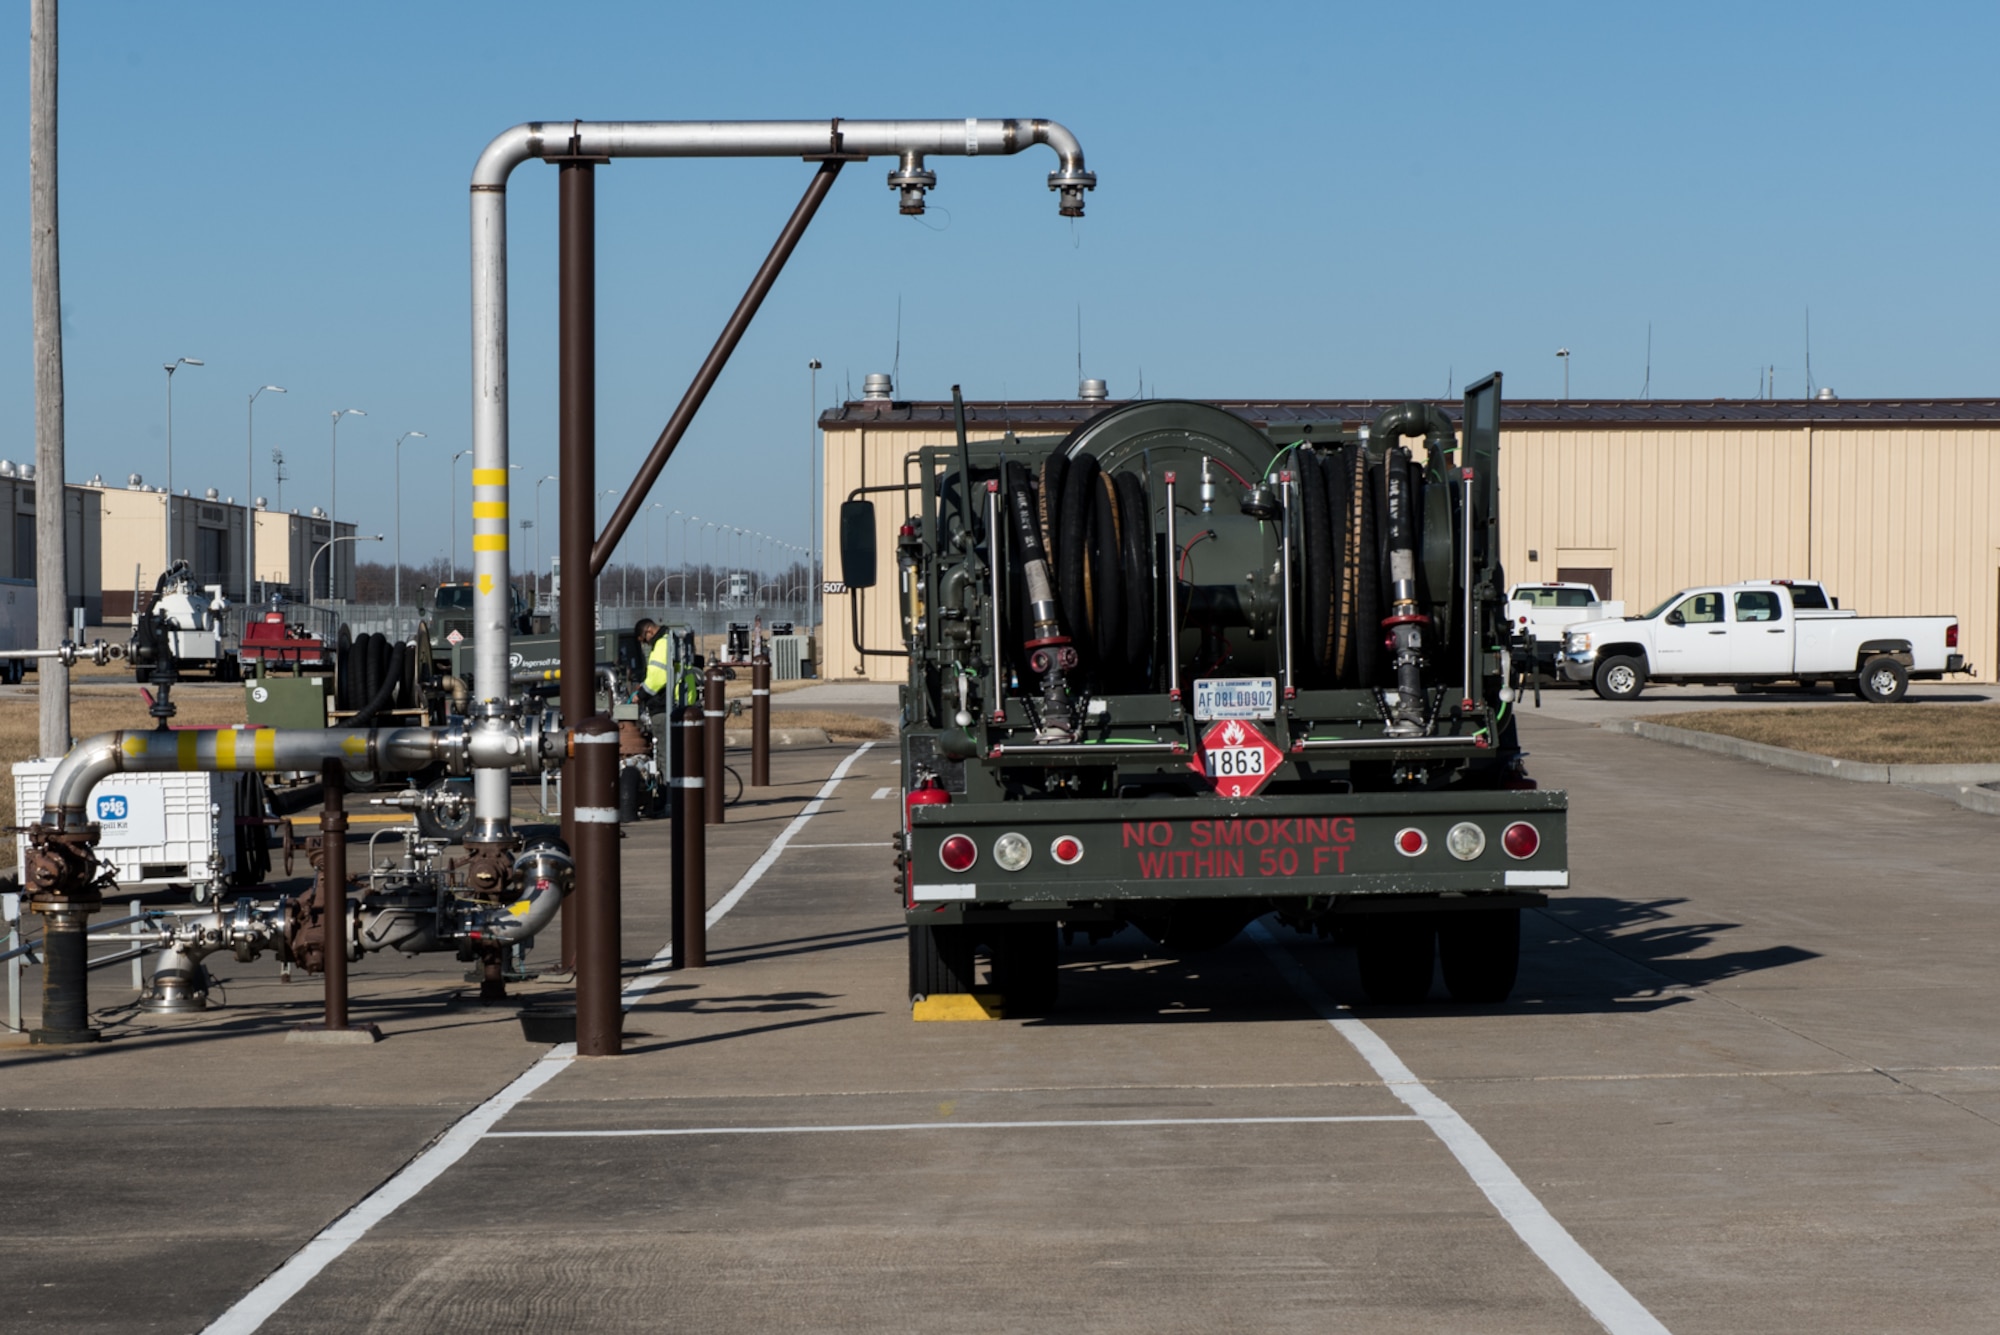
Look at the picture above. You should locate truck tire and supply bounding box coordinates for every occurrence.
[909,923,975,1001]
[1355,913,1435,1004]
[1856,655,1909,704]
[988,921,1059,1015]
[1593,655,1646,701]
[1438,908,1521,1003]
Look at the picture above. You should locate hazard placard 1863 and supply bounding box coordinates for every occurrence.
[1192,717,1283,798]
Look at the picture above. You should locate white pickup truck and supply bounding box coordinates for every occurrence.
[1560,580,1966,703]
[1506,582,1624,675]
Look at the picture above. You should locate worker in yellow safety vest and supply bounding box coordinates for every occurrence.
[636,619,699,709]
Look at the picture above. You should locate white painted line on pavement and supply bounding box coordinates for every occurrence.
[786,841,893,849]
[871,786,894,800]
[203,1047,575,1335]
[489,1113,1421,1138]
[1249,922,1672,1335]
[206,741,879,1334]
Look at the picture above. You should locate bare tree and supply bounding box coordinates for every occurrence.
[32,0,67,756]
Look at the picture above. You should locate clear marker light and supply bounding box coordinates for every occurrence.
[993,831,1032,872]
[1445,821,1486,861]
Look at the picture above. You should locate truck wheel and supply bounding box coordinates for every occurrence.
[1355,913,1435,1004]
[1593,655,1646,701]
[1438,908,1521,1003]
[1856,655,1908,704]
[909,923,975,1002]
[988,922,1059,1015]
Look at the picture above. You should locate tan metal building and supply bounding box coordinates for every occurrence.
[0,467,103,621]
[820,392,2000,684]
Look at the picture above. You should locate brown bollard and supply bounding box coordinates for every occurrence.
[704,663,727,825]
[571,716,623,1057]
[674,701,708,968]
[321,760,350,1031]
[751,651,771,787]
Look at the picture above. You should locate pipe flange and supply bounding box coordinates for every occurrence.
[1047,166,1097,217]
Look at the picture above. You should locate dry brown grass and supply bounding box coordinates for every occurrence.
[764,708,897,741]
[0,684,245,827]
[1641,704,2000,764]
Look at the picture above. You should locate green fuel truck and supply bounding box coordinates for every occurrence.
[840,374,1566,1013]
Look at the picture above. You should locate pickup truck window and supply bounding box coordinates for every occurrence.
[1734,591,1782,622]
[1784,584,1830,609]
[1519,587,1596,607]
[1669,593,1723,625]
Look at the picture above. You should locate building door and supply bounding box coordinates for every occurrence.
[1556,566,1612,599]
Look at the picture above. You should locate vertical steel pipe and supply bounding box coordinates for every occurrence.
[320,760,350,1031]
[571,716,622,1056]
[751,651,771,786]
[1162,472,1181,702]
[1278,470,1295,702]
[29,906,97,1045]
[677,702,708,968]
[555,160,598,966]
[704,664,727,825]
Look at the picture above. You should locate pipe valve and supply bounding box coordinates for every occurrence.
[1048,165,1096,217]
[887,151,937,215]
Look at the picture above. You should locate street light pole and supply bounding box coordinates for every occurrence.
[163,356,204,579]
[314,533,384,603]
[808,358,821,662]
[246,383,285,602]
[450,449,471,581]
[535,474,556,609]
[392,430,427,612]
[329,408,366,561]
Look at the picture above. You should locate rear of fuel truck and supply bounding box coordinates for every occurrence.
[839,374,1566,1014]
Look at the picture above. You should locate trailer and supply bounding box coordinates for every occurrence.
[844,375,1567,1013]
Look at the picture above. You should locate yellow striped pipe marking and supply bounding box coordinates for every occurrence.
[341,734,368,758]
[472,501,507,518]
[254,729,277,769]
[471,468,508,486]
[509,900,533,917]
[472,534,507,551]
[215,728,237,770]
[178,731,199,770]
[122,735,145,757]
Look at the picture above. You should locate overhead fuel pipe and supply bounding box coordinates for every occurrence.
[1371,403,1457,735]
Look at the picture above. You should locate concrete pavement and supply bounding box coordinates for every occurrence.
[3,711,1999,1332]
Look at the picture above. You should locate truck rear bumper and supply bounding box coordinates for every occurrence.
[908,789,1568,908]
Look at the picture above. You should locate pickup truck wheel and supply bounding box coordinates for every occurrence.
[1857,655,1909,704]
[1355,913,1435,1005]
[909,923,975,1002]
[1593,655,1646,701]
[987,922,1059,1015]
[1438,909,1521,1003]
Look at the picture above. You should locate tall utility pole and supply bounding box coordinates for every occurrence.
[31,0,67,757]
[807,358,820,664]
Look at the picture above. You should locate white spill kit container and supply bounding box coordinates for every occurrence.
[13,757,237,891]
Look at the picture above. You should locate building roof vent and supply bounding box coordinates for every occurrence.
[128,473,144,489]
[310,506,325,517]
[0,461,15,479]
[254,496,267,510]
[1079,378,1108,400]
[87,473,103,486]
[1815,387,1838,401]
[204,487,220,501]
[17,463,33,480]
[862,373,895,401]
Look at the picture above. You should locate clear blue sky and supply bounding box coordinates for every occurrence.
[2,1,1993,572]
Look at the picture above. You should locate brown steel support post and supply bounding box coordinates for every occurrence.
[751,650,771,787]
[557,158,598,972]
[572,716,622,1056]
[677,701,708,968]
[704,663,727,824]
[320,760,350,1030]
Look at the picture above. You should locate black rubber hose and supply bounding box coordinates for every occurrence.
[1354,453,1385,687]
[335,624,354,710]
[1039,453,1068,575]
[1331,445,1357,684]
[350,641,406,728]
[1115,470,1153,687]
[1057,451,1100,659]
[1298,447,1336,683]
[1089,472,1123,679]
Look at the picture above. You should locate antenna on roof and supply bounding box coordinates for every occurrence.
[891,295,902,388]
[1446,365,1453,398]
[1641,323,1652,399]
[1804,306,1814,399]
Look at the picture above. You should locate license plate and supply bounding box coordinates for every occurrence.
[1193,677,1276,720]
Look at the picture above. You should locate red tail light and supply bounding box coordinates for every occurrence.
[1394,827,1427,857]
[1502,822,1540,859]
[939,834,978,873]
[1947,622,1959,648]
[1050,835,1084,866]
